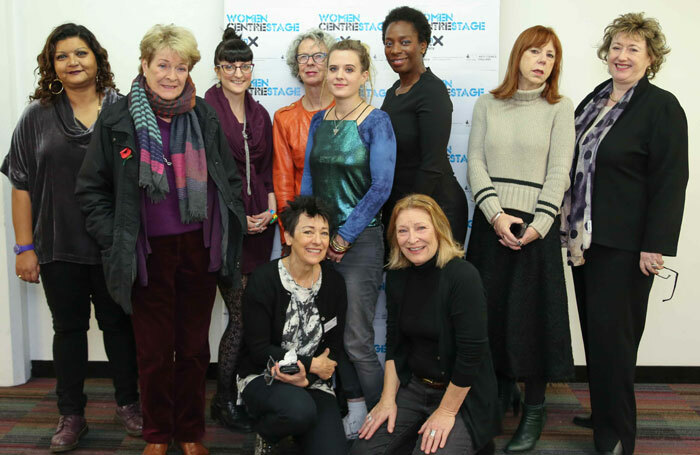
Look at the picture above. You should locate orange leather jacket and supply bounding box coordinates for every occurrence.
[272,97,334,242]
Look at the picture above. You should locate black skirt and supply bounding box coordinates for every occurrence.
[466,209,574,381]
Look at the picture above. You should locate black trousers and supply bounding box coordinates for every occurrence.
[242,376,347,455]
[40,261,139,416]
[572,244,654,455]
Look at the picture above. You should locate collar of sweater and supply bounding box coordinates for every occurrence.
[512,83,546,102]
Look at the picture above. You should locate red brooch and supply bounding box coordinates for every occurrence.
[120,147,133,164]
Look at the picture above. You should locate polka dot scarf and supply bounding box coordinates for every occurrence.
[561,80,636,266]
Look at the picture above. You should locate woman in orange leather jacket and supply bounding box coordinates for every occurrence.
[272,29,335,242]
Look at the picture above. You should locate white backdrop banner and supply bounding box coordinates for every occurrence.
[221,0,500,360]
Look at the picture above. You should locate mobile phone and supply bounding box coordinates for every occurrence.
[279,363,300,375]
[510,222,529,239]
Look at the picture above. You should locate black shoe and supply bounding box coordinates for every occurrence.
[572,414,593,429]
[504,402,546,453]
[598,440,623,454]
[211,397,254,433]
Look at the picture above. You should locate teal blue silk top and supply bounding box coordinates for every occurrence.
[301,109,396,243]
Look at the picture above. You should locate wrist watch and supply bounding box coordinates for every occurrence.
[13,243,34,255]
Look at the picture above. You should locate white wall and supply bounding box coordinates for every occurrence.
[1,0,698,385]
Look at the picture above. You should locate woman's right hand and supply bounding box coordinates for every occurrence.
[246,215,267,235]
[271,361,309,388]
[310,348,337,380]
[16,250,40,283]
[358,398,398,440]
[492,213,524,250]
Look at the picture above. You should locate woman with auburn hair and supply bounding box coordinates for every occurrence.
[562,13,687,455]
[76,24,245,455]
[1,23,141,453]
[352,194,499,455]
[466,25,575,453]
[272,29,335,245]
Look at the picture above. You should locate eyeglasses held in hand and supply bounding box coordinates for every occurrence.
[657,266,679,302]
[296,52,327,64]
[216,63,254,75]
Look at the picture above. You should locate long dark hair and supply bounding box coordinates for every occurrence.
[214,25,253,64]
[31,23,116,105]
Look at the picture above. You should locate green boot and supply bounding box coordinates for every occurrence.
[504,402,546,453]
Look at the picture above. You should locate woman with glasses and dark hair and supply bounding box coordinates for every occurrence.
[272,29,335,244]
[380,6,468,243]
[204,26,275,433]
[1,23,141,452]
[562,13,687,455]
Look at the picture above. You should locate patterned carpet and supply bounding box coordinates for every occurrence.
[0,379,698,454]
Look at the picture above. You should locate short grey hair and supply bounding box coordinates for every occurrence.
[285,28,336,81]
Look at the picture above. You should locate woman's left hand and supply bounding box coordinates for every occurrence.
[418,407,456,454]
[326,235,348,263]
[640,252,664,276]
[271,361,309,388]
[497,226,540,249]
[518,227,540,247]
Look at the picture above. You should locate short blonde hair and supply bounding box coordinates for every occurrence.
[138,24,201,74]
[597,12,669,79]
[386,194,465,270]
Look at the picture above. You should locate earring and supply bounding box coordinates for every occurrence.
[49,78,64,95]
[216,80,221,88]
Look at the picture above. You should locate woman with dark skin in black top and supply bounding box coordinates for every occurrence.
[380,6,468,243]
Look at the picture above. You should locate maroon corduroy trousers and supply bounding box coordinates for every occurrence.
[131,230,218,443]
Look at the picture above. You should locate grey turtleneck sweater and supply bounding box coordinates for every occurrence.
[467,85,575,236]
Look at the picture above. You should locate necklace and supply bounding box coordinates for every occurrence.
[609,92,620,103]
[332,100,365,136]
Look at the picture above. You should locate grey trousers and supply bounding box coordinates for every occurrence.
[333,225,385,408]
[350,378,475,455]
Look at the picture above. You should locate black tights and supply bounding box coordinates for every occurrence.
[523,377,547,405]
[215,274,248,401]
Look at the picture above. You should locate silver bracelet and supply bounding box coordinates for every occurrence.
[491,211,503,225]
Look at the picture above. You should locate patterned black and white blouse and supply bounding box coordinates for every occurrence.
[238,260,334,395]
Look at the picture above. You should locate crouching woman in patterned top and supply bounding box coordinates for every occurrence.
[236,196,354,455]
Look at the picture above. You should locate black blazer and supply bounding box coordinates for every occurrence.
[237,259,355,398]
[575,77,688,256]
[386,258,500,450]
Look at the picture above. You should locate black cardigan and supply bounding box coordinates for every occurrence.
[386,257,500,450]
[237,259,355,399]
[575,77,688,256]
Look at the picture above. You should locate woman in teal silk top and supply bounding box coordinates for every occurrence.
[300,39,396,433]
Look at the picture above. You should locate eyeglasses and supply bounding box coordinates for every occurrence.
[296,53,327,64]
[216,63,254,75]
[657,266,679,302]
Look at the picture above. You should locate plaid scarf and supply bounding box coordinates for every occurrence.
[128,74,207,223]
[560,80,635,266]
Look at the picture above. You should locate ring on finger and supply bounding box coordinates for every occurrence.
[17,274,22,279]
[429,429,436,438]
[366,414,372,421]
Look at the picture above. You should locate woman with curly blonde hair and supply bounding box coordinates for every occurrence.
[562,13,687,455]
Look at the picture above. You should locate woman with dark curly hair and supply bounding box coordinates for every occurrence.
[380,6,468,243]
[1,23,141,453]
